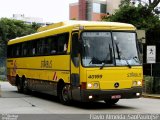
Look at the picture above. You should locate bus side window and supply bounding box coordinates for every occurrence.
[10,45,15,58]
[7,46,11,58]
[15,44,21,57]
[37,39,44,55]
[32,41,37,56]
[43,38,50,55]
[11,45,16,58]
[57,33,69,54]
[49,36,57,55]
[22,43,28,57]
[29,40,37,56]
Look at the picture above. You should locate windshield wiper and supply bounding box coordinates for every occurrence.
[132,56,139,63]
[115,43,131,68]
[89,57,102,64]
[115,43,121,60]
[121,57,132,68]
[100,62,105,69]
[100,44,113,70]
[89,57,108,69]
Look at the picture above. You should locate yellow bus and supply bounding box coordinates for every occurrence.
[7,21,143,105]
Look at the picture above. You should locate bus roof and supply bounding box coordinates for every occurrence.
[8,21,136,45]
[37,21,136,32]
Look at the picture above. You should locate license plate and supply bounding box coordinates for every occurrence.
[111,95,121,99]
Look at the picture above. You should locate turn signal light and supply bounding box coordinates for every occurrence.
[81,82,86,90]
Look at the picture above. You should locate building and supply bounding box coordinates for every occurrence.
[69,0,121,21]
[11,14,50,25]
[70,2,79,20]
[106,0,121,14]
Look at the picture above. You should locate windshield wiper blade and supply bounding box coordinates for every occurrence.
[89,57,102,64]
[122,57,132,68]
[133,56,139,63]
[100,62,105,69]
[115,42,131,68]
[115,43,121,60]
[100,44,113,70]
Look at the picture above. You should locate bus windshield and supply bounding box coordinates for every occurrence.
[81,31,141,67]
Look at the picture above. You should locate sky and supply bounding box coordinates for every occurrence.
[0,0,78,23]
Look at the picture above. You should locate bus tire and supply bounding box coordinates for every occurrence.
[17,77,23,93]
[58,83,71,105]
[23,78,31,94]
[104,99,119,105]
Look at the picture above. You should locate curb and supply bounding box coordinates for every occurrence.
[142,93,160,99]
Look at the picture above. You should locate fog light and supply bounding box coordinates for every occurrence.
[136,93,140,96]
[88,83,92,88]
[89,95,93,99]
[93,83,99,88]
[137,81,142,86]
[132,81,137,86]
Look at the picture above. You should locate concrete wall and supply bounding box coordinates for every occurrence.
[106,0,121,14]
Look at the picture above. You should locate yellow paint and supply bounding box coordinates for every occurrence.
[7,21,142,92]
[85,66,143,90]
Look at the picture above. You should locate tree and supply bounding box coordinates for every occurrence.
[102,1,160,30]
[120,0,160,12]
[31,22,41,30]
[144,0,160,12]
[0,18,39,42]
[0,18,40,57]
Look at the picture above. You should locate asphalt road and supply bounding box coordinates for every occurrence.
[0,82,160,120]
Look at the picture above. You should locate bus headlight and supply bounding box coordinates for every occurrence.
[87,83,92,88]
[87,82,99,89]
[93,83,99,88]
[137,81,142,85]
[132,81,142,86]
[132,81,137,86]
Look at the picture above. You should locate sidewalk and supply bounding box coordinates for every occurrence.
[142,93,160,99]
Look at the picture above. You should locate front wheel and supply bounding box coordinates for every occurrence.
[104,99,119,105]
[58,84,71,105]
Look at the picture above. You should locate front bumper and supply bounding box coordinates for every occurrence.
[80,87,142,102]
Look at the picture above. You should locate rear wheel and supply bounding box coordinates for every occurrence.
[23,78,31,94]
[17,78,23,93]
[104,99,119,105]
[58,84,71,105]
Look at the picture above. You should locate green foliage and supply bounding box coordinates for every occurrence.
[119,0,131,7]
[0,18,40,57]
[0,18,38,42]
[0,67,5,75]
[144,76,154,93]
[102,5,160,30]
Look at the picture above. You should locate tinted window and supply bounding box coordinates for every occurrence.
[57,33,69,54]
[22,43,28,56]
[7,32,69,58]
[93,3,106,14]
[49,36,57,55]
[15,44,21,57]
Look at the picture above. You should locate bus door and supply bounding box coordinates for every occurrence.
[71,32,81,100]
